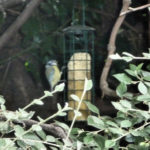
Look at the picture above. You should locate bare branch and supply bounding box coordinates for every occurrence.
[120,3,150,16]
[0,0,43,50]
[100,0,131,98]
[0,110,71,141]
[22,119,68,140]
[0,0,26,8]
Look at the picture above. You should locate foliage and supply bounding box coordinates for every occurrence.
[0,59,150,149]
[0,83,72,150]
[76,62,150,150]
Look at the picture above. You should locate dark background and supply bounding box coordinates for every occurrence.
[0,0,149,118]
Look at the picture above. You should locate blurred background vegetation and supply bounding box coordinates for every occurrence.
[0,0,149,117]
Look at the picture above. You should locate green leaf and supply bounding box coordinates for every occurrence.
[44,91,53,97]
[117,111,126,118]
[125,69,136,77]
[1,104,6,111]
[55,120,69,131]
[116,83,127,97]
[70,94,80,102]
[109,53,121,60]
[108,127,123,135]
[37,116,44,122]
[145,125,150,134]
[120,100,132,109]
[123,52,134,57]
[18,109,34,120]
[58,112,67,116]
[77,141,82,150]
[57,103,62,110]
[87,115,105,129]
[84,101,99,115]
[122,56,133,62]
[143,52,150,58]
[46,135,56,142]
[131,130,149,138]
[74,110,82,117]
[83,134,94,144]
[120,120,132,128]
[0,139,6,147]
[137,63,144,70]
[112,102,127,113]
[0,121,12,134]
[138,82,147,94]
[105,140,116,148]
[33,99,44,105]
[145,81,150,87]
[36,130,46,140]
[123,92,133,100]
[54,83,65,92]
[113,73,132,85]
[106,121,118,128]
[142,70,150,77]
[94,134,105,149]
[143,76,150,81]
[140,111,150,119]
[71,128,80,135]
[14,125,25,138]
[0,139,15,149]
[0,95,5,105]
[125,134,135,143]
[131,130,141,136]
[16,140,26,149]
[84,78,93,91]
[23,132,47,149]
[129,64,137,71]
[32,124,42,132]
[137,94,150,101]
[4,111,18,120]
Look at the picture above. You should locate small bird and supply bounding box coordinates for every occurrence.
[45,60,61,91]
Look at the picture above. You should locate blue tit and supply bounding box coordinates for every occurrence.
[45,60,61,91]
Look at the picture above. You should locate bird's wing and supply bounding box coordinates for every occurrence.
[45,66,55,86]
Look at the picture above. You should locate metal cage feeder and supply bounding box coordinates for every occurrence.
[63,24,95,121]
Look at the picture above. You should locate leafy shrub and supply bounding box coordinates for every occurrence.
[0,59,150,149]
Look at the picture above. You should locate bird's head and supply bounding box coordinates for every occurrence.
[45,60,58,68]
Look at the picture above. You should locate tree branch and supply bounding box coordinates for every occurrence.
[22,119,68,140]
[100,0,131,98]
[120,3,150,16]
[0,0,43,50]
[0,111,70,141]
[0,0,26,8]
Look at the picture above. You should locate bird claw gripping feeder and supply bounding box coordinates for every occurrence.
[63,0,95,121]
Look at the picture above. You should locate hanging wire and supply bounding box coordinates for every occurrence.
[82,0,85,26]
[72,0,85,25]
[72,0,75,25]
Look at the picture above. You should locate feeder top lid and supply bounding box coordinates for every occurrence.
[63,25,95,34]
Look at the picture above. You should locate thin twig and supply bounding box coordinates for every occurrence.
[100,0,131,98]
[1,60,11,88]
[6,8,20,15]
[120,3,150,16]
[114,122,150,141]
[76,5,139,34]
[0,0,26,8]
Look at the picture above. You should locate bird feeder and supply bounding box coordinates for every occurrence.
[63,0,95,121]
[63,24,95,121]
